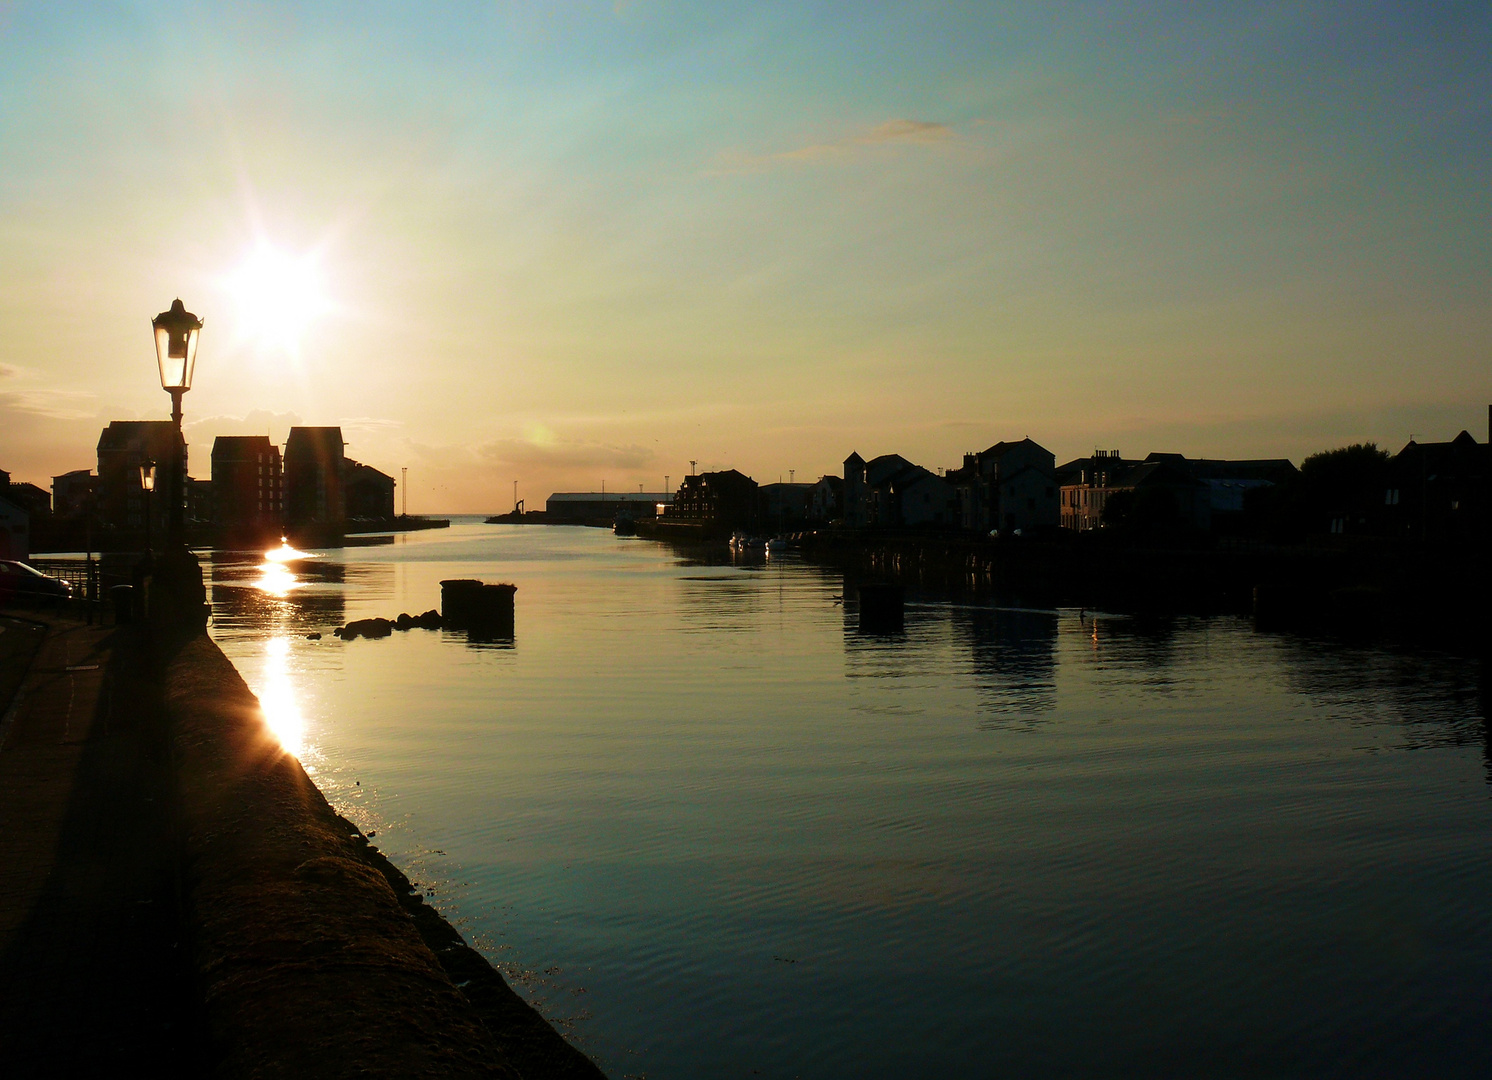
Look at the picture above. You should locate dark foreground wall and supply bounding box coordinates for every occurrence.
[162,632,605,1079]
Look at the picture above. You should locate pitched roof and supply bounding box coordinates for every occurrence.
[96,420,178,453]
[979,437,1048,459]
[864,454,916,486]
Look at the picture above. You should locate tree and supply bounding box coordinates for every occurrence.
[1245,443,1389,539]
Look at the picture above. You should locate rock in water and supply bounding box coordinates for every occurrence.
[337,618,394,640]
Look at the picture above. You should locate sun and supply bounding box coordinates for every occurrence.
[224,243,331,354]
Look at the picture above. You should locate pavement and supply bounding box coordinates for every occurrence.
[0,611,203,1074]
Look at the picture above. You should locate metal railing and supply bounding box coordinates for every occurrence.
[27,556,140,623]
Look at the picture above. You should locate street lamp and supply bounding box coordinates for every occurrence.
[139,460,156,559]
[151,299,202,547]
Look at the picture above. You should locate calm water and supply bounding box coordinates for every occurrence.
[205,521,1492,1078]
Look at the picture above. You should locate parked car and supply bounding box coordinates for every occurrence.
[0,560,72,605]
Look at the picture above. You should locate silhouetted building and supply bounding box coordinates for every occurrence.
[666,470,760,530]
[283,427,345,537]
[344,459,396,523]
[946,439,1059,535]
[1385,429,1490,542]
[0,493,28,560]
[546,492,671,522]
[211,436,282,541]
[811,474,843,522]
[6,481,50,520]
[844,453,912,527]
[1057,452,1214,533]
[842,452,956,528]
[96,420,181,536]
[1141,454,1297,524]
[51,469,97,519]
[759,482,816,528]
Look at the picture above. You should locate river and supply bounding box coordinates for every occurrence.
[205,519,1492,1078]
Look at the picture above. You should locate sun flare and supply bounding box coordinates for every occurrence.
[224,243,331,353]
[259,636,305,756]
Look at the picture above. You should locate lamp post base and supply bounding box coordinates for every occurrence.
[147,547,208,635]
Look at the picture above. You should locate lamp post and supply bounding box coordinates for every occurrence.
[139,460,157,560]
[147,300,209,633]
[151,299,202,549]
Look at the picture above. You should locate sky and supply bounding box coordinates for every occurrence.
[1,1,1488,512]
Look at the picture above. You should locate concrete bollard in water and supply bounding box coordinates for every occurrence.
[858,583,905,633]
[440,579,516,638]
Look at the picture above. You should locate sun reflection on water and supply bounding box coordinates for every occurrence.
[258,636,305,757]
[253,540,318,597]
[254,562,301,597]
[265,539,315,563]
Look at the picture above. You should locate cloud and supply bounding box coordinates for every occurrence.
[340,416,404,434]
[0,388,97,421]
[0,395,100,483]
[478,437,654,472]
[710,119,955,174]
[0,363,18,379]
[184,410,304,440]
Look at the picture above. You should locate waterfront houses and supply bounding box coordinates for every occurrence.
[664,470,759,531]
[759,482,816,528]
[811,475,843,522]
[344,460,397,525]
[284,426,346,540]
[945,439,1060,535]
[211,436,283,544]
[842,453,958,528]
[51,469,97,519]
[1056,451,1299,534]
[96,420,181,538]
[1384,428,1490,542]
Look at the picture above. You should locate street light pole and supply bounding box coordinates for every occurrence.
[169,388,184,544]
[149,299,207,632]
[151,299,202,551]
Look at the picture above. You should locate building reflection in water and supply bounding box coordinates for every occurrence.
[1277,635,1488,781]
[954,606,1057,725]
[840,587,1059,727]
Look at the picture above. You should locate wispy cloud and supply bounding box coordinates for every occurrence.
[0,388,96,421]
[341,416,404,434]
[479,436,654,472]
[710,119,955,174]
[185,410,304,440]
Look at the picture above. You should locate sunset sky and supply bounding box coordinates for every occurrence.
[2,2,1488,512]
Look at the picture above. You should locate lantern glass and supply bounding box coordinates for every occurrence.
[152,299,203,392]
[139,460,156,492]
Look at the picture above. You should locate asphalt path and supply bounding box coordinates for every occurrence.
[0,612,203,1073]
